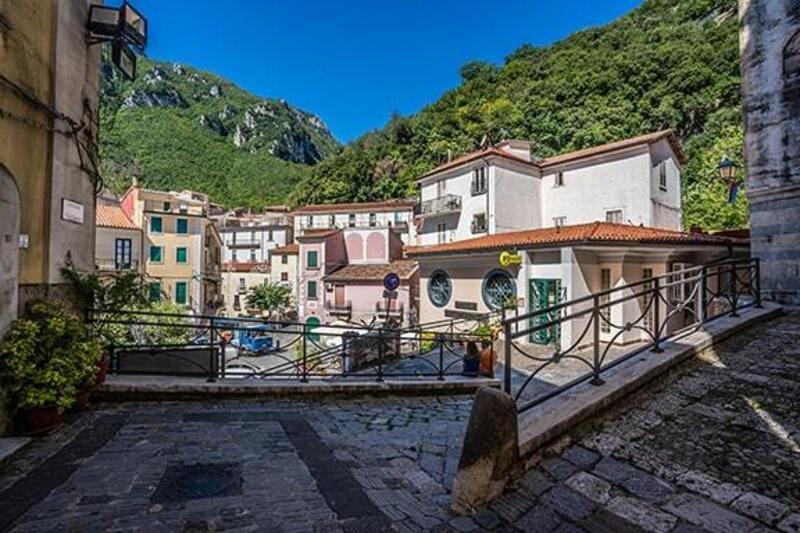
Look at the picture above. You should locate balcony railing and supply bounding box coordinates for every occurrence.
[375,301,404,317]
[96,259,139,272]
[325,300,352,316]
[419,194,461,217]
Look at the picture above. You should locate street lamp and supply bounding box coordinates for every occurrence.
[717,155,738,181]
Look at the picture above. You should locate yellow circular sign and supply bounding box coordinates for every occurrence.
[499,250,522,267]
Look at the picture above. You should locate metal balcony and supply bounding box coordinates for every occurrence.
[96,259,139,272]
[375,301,404,317]
[419,194,461,218]
[324,300,352,317]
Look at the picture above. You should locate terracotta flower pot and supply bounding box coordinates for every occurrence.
[18,405,64,436]
[479,345,496,378]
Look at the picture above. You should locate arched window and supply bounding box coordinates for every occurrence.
[785,30,800,80]
[482,270,516,311]
[428,271,452,308]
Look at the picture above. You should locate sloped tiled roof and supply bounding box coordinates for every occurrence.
[322,260,418,282]
[96,203,138,230]
[269,243,299,255]
[417,147,535,180]
[406,222,747,257]
[293,199,416,215]
[222,261,270,273]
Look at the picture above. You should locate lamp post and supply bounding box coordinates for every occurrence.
[718,155,740,204]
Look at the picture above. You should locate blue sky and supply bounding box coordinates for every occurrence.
[120,0,642,142]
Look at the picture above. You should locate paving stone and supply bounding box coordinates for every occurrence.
[777,513,800,533]
[540,485,597,522]
[592,457,674,502]
[662,493,757,533]
[560,446,600,469]
[730,492,790,526]
[471,509,500,530]
[605,496,677,533]
[448,516,478,532]
[514,504,562,533]
[518,470,555,497]
[490,491,535,523]
[580,507,643,533]
[564,472,612,504]
[541,458,578,480]
[674,470,742,505]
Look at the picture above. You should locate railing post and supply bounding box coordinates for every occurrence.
[730,263,739,317]
[755,258,763,308]
[591,295,603,385]
[301,324,309,383]
[208,317,218,382]
[503,321,512,394]
[652,277,663,353]
[437,333,444,381]
[699,265,708,323]
[377,327,384,382]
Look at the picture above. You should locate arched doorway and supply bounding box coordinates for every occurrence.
[0,166,20,335]
[305,316,321,343]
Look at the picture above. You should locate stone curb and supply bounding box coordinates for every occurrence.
[517,303,782,457]
[93,376,501,402]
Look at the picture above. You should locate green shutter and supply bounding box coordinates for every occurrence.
[307,280,317,299]
[176,247,187,263]
[307,250,318,268]
[175,282,187,305]
[150,216,163,233]
[148,282,161,302]
[176,218,188,234]
[149,246,162,262]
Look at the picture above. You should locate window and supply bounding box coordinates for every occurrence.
[250,250,256,262]
[231,250,237,263]
[114,238,132,269]
[348,213,356,227]
[281,254,288,265]
[329,214,336,227]
[472,166,487,195]
[471,213,487,233]
[482,270,516,311]
[553,217,566,228]
[150,216,163,233]
[148,282,161,302]
[641,268,655,333]
[306,215,314,227]
[281,272,288,282]
[233,294,241,311]
[428,271,452,308]
[232,232,237,244]
[605,210,623,224]
[176,247,188,264]
[555,172,564,187]
[659,162,668,190]
[163,202,171,212]
[669,263,691,303]
[239,277,246,291]
[600,268,611,333]
[307,250,318,269]
[369,213,377,227]
[307,280,318,299]
[437,222,447,244]
[267,230,273,241]
[394,212,404,225]
[149,245,163,263]
[175,218,188,234]
[175,281,188,305]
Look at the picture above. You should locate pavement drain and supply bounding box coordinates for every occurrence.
[151,463,242,503]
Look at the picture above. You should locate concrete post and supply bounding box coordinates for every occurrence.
[451,387,519,515]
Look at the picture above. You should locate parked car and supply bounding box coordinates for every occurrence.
[231,324,274,354]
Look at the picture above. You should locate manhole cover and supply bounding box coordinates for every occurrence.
[152,463,242,503]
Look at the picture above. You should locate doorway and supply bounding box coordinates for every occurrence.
[0,167,20,335]
[528,279,561,345]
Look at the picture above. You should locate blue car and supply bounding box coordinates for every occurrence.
[232,324,274,354]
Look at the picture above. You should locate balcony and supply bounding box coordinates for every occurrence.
[96,259,139,272]
[419,194,461,218]
[325,300,352,317]
[471,218,487,234]
[375,301,404,317]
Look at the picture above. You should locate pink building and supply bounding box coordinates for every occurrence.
[296,227,418,327]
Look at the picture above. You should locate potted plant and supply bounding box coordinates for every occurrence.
[0,301,102,434]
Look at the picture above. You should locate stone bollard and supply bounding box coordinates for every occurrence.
[451,387,519,515]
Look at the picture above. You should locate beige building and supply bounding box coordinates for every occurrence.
[220,262,270,317]
[121,187,222,315]
[1,0,102,335]
[269,243,300,312]
[95,200,143,275]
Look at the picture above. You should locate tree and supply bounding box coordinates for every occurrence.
[246,283,293,317]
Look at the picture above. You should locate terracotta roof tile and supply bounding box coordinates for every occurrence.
[417,147,535,180]
[406,222,747,257]
[293,199,416,215]
[222,261,270,273]
[269,243,299,255]
[96,203,138,230]
[322,260,418,282]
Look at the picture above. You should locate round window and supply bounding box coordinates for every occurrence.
[482,270,516,311]
[428,271,452,308]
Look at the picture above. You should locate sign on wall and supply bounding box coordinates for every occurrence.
[498,250,522,267]
[61,199,85,224]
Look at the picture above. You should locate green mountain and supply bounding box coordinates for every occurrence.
[291,0,747,230]
[99,56,339,209]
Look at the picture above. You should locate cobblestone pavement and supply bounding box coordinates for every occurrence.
[1,316,798,532]
[476,315,800,533]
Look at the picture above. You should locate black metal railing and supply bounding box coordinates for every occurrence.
[88,308,501,384]
[502,258,761,413]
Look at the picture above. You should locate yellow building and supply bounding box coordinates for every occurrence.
[0,0,102,334]
[121,187,222,315]
[95,199,144,275]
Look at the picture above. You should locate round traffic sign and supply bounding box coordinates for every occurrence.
[383,272,400,291]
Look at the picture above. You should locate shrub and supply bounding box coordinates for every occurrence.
[0,301,102,410]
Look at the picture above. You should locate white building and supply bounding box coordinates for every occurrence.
[417,131,683,246]
[213,207,293,264]
[292,200,417,245]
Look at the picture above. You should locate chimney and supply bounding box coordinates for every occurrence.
[497,140,533,162]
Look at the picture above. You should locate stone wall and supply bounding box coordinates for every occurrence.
[739,0,800,306]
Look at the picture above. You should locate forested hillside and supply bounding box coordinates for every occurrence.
[291,0,747,229]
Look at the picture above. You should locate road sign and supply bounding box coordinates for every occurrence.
[383,290,398,299]
[383,272,400,291]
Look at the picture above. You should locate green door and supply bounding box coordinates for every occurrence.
[305,316,320,342]
[528,279,561,345]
